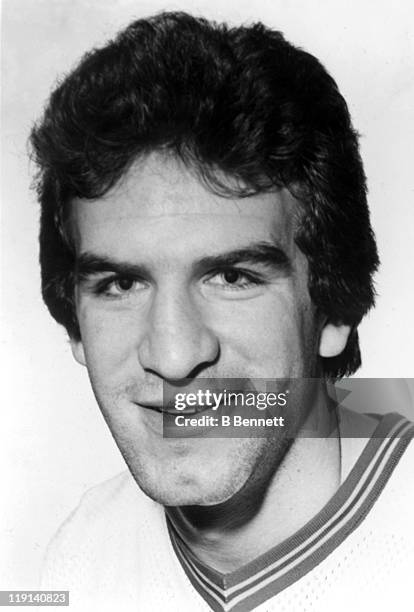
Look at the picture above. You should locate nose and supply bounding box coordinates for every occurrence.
[137,285,219,380]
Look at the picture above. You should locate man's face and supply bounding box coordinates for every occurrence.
[70,152,323,506]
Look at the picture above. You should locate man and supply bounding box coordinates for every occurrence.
[30,11,413,612]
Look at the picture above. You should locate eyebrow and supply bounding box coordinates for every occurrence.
[193,243,290,273]
[75,254,149,280]
[75,242,291,281]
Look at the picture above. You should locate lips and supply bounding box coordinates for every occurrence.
[136,401,214,415]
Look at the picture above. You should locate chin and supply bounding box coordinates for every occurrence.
[128,461,246,507]
[141,487,235,507]
[121,435,281,508]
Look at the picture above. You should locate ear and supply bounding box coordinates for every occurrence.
[319,323,352,358]
[70,337,86,366]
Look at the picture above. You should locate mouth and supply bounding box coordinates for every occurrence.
[135,402,216,416]
[135,400,225,440]
[135,380,261,417]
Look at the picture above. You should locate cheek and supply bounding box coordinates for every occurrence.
[77,305,138,373]
[213,290,316,373]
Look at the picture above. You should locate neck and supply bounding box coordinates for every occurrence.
[165,387,341,573]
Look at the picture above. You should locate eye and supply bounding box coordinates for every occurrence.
[98,276,147,297]
[207,268,261,290]
[116,278,135,291]
[222,270,241,284]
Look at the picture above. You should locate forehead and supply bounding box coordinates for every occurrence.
[69,152,301,256]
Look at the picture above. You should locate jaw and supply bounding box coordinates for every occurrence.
[121,430,292,508]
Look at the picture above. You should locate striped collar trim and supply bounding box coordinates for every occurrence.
[167,413,414,612]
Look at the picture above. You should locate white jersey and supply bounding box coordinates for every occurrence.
[41,411,414,612]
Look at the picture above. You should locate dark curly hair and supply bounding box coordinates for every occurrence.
[30,11,379,378]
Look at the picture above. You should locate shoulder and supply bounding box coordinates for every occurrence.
[51,471,143,539]
[339,409,414,524]
[68,470,141,519]
[338,407,414,480]
[41,471,164,590]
